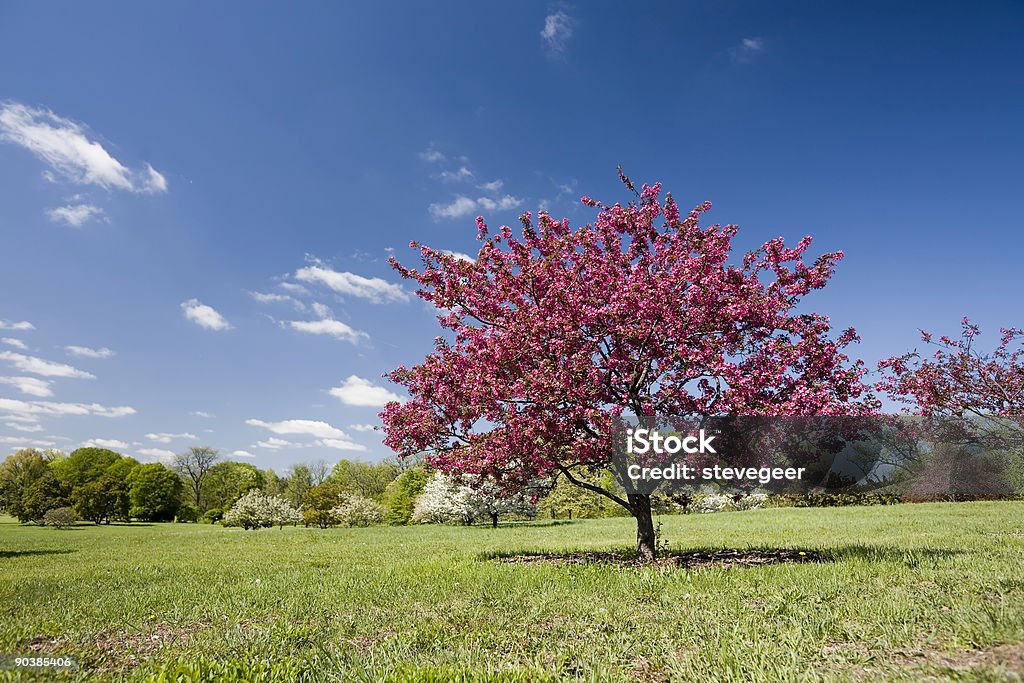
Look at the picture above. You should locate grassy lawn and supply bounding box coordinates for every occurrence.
[1,502,1023,682]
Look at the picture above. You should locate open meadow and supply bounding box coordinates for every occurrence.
[2,502,1023,682]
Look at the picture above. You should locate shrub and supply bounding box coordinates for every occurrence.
[690,492,733,514]
[734,491,769,511]
[203,507,224,523]
[41,506,75,528]
[175,504,198,523]
[330,494,385,527]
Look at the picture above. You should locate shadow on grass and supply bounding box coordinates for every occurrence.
[484,544,968,569]
[0,549,77,559]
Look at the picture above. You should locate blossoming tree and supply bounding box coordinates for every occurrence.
[381,172,875,560]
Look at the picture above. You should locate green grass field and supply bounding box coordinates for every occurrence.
[2,502,1023,682]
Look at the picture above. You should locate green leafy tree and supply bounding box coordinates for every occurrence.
[54,447,123,489]
[331,459,399,501]
[72,475,130,524]
[383,466,428,525]
[128,463,183,521]
[302,480,346,528]
[0,448,69,523]
[200,461,264,513]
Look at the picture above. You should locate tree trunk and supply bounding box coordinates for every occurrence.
[490,512,498,528]
[629,493,657,561]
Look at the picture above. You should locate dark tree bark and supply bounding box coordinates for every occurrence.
[490,512,499,528]
[629,493,656,561]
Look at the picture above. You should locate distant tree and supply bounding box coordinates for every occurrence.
[0,449,69,523]
[330,494,386,527]
[223,490,301,530]
[41,507,75,528]
[279,463,310,508]
[72,475,130,524]
[261,468,284,497]
[200,461,263,512]
[331,459,398,500]
[128,463,183,521]
[302,480,346,528]
[412,472,538,527]
[173,447,220,511]
[54,447,123,490]
[383,465,428,525]
[309,460,331,487]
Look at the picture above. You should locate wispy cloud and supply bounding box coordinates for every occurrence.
[418,146,446,163]
[181,299,231,331]
[1,338,27,350]
[429,194,523,219]
[253,436,306,450]
[232,449,255,458]
[349,423,378,432]
[145,432,197,444]
[293,258,409,304]
[0,397,135,419]
[730,37,764,63]
[5,421,44,433]
[47,203,104,227]
[440,166,474,182]
[0,351,95,379]
[65,345,114,359]
[478,179,504,193]
[0,102,168,193]
[285,317,369,345]
[540,10,574,56]
[0,376,53,397]
[250,291,306,311]
[329,375,403,407]
[84,438,129,449]
[0,320,33,331]
[138,447,176,462]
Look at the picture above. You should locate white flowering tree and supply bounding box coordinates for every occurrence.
[222,490,302,530]
[411,472,538,527]
[329,493,386,528]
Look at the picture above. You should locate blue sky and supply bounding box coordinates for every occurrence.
[1,2,1022,469]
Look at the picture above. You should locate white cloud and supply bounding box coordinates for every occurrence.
[294,259,409,303]
[145,432,197,443]
[0,376,54,397]
[286,318,369,344]
[142,164,167,193]
[429,195,478,219]
[232,449,255,458]
[0,351,94,379]
[253,437,305,450]
[84,438,129,449]
[429,194,523,219]
[138,447,176,462]
[0,398,135,418]
[311,302,333,319]
[540,11,574,55]
[478,179,503,192]
[730,37,764,63]
[0,320,33,331]
[441,249,474,262]
[6,421,43,433]
[246,418,351,440]
[278,282,309,296]
[0,413,39,423]
[419,147,446,163]
[317,437,367,452]
[2,338,27,349]
[1,436,55,447]
[349,423,377,432]
[329,375,403,407]
[250,291,305,311]
[190,410,214,418]
[440,166,474,182]
[65,345,114,359]
[181,299,231,331]
[47,203,104,227]
[0,102,167,193]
